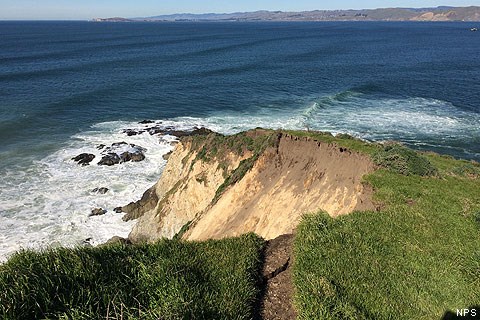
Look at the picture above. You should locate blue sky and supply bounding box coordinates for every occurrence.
[1,0,479,20]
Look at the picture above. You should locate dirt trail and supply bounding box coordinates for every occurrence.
[258,234,296,320]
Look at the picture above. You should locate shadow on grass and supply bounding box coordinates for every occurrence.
[252,241,267,320]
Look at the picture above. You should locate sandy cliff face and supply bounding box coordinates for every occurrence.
[128,137,248,242]
[128,131,375,242]
[185,134,374,240]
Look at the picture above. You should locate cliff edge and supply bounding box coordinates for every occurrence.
[127,129,375,242]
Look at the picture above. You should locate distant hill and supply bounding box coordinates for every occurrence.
[118,6,480,22]
[92,17,134,22]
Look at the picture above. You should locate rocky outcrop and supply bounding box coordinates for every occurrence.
[89,208,107,217]
[98,142,147,166]
[92,187,109,194]
[72,153,95,166]
[121,125,214,138]
[127,130,375,243]
[98,153,121,166]
[121,186,159,221]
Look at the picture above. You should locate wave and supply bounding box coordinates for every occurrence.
[301,91,480,157]
[0,34,316,82]
[0,33,226,64]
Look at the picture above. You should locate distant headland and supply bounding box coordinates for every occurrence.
[93,6,480,22]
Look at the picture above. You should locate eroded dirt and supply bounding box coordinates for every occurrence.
[259,234,296,320]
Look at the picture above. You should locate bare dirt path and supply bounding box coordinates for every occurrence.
[258,234,296,320]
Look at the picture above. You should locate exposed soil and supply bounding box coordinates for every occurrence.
[259,234,296,320]
[187,133,375,241]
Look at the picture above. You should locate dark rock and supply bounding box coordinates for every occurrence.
[191,127,214,136]
[97,143,146,165]
[123,129,145,136]
[113,207,123,213]
[122,186,158,221]
[120,150,145,163]
[82,238,93,247]
[139,120,154,124]
[104,236,132,245]
[111,141,128,147]
[146,126,214,138]
[92,187,109,194]
[72,153,95,166]
[96,144,106,150]
[170,126,213,137]
[166,130,191,137]
[89,208,107,217]
[147,126,164,135]
[163,151,173,160]
[120,151,131,163]
[130,152,145,162]
[98,153,120,166]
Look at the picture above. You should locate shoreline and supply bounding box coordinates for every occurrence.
[1,117,479,261]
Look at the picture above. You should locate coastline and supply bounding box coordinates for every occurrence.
[2,127,478,319]
[92,6,480,23]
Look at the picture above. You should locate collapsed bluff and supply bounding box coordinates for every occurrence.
[1,128,479,319]
[126,129,375,242]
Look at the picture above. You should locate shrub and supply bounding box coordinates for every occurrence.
[372,144,438,176]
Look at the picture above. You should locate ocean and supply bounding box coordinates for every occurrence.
[0,21,479,261]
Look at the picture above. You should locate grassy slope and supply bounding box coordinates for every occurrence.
[293,138,480,319]
[0,233,264,320]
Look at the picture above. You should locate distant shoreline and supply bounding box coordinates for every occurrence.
[93,6,480,23]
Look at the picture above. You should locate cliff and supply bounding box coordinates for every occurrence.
[127,129,375,242]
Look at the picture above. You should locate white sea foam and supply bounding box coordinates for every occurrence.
[302,95,480,145]
[0,121,176,261]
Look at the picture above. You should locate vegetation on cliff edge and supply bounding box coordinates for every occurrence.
[184,129,279,204]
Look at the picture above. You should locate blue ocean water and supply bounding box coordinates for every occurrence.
[0,21,479,259]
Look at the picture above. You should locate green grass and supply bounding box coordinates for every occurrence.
[212,154,259,205]
[293,164,480,319]
[0,233,264,320]
[188,130,279,204]
[282,129,380,155]
[186,129,277,171]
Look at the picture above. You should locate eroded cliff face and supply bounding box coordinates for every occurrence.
[128,130,375,243]
[185,134,374,240]
[128,135,250,242]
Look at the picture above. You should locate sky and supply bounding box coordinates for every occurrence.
[1,0,480,20]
